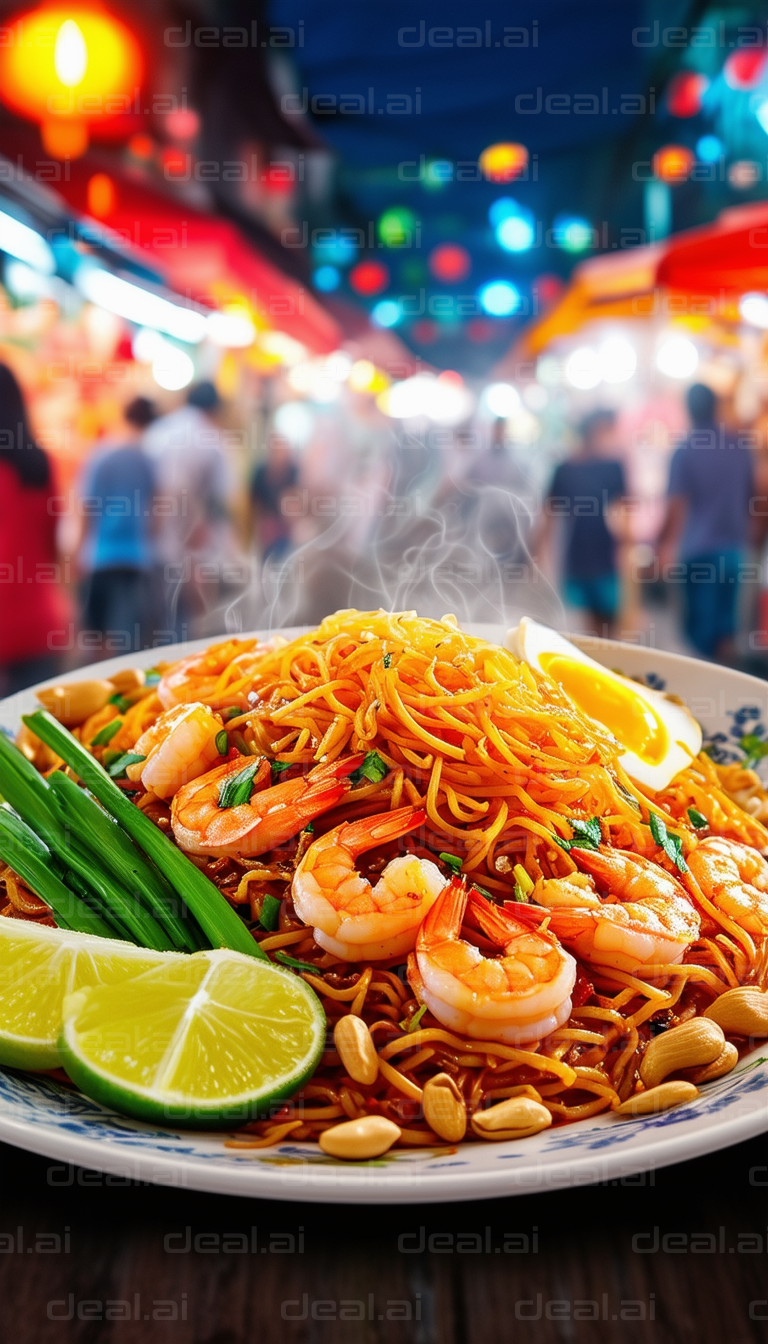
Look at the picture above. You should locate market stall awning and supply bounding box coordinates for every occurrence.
[500,244,664,366]
[11,144,340,355]
[656,203,768,300]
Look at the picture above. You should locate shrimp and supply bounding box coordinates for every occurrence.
[514,846,701,973]
[291,806,446,961]
[687,836,768,935]
[408,880,577,1045]
[157,637,272,710]
[171,754,364,859]
[126,702,222,799]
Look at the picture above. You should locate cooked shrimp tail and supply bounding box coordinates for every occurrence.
[516,844,700,974]
[171,752,365,859]
[292,804,446,961]
[411,878,577,1045]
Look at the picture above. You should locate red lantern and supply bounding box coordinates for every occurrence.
[0,5,144,159]
[724,50,768,89]
[666,72,708,117]
[428,244,470,282]
[349,261,389,296]
[653,145,695,182]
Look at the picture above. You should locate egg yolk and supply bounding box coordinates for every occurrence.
[540,654,668,765]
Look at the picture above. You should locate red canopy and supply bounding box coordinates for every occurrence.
[656,203,768,299]
[9,134,340,354]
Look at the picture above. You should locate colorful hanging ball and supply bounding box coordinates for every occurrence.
[724,50,768,89]
[349,260,390,295]
[666,71,708,118]
[428,243,471,282]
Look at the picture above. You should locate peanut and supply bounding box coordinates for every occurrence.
[14,723,59,771]
[614,1081,699,1117]
[639,1018,724,1089]
[692,1041,739,1085]
[422,1073,467,1143]
[36,680,114,727]
[333,1015,379,1086]
[703,987,768,1038]
[107,668,146,696]
[318,1116,401,1160]
[470,1096,552,1141]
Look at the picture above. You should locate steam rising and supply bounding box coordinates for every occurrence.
[228,439,564,634]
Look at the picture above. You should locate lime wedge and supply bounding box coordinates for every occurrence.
[0,919,170,1071]
[59,950,326,1126]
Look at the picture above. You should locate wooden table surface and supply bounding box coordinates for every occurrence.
[2,1134,768,1343]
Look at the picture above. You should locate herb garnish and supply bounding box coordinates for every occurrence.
[649,813,688,873]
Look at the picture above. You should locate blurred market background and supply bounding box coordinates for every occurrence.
[5,0,768,690]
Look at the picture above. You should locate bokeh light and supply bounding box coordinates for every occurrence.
[349,261,389,295]
[428,243,470,282]
[655,336,699,379]
[371,300,401,328]
[653,146,694,182]
[496,209,535,253]
[696,135,723,163]
[479,142,528,183]
[478,280,521,316]
[313,265,340,292]
[554,215,593,253]
[377,208,417,248]
[724,50,768,89]
[666,72,708,118]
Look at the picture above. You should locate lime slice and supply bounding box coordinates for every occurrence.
[0,919,170,1071]
[59,950,326,1126]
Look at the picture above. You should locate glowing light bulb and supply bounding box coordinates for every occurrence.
[54,20,88,86]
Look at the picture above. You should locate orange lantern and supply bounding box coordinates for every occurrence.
[0,5,143,158]
[479,142,528,183]
[653,145,694,182]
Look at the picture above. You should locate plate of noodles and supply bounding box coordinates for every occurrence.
[1,609,768,1205]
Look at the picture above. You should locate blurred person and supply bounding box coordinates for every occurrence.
[250,432,298,561]
[536,409,627,636]
[75,396,158,652]
[658,383,755,664]
[0,364,71,694]
[144,381,239,638]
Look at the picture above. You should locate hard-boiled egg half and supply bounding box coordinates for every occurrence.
[506,618,701,791]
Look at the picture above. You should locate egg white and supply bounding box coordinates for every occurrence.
[506,618,701,791]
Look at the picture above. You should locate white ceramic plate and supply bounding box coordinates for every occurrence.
[1,630,768,1204]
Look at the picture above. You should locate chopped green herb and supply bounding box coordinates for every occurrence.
[143,667,161,686]
[383,652,392,669]
[107,751,146,779]
[90,718,122,747]
[552,816,602,853]
[687,807,708,830]
[215,730,229,756]
[350,750,388,786]
[259,894,281,931]
[741,733,768,770]
[274,951,318,974]
[226,706,243,720]
[569,817,602,850]
[439,851,463,875]
[398,1003,427,1033]
[649,813,688,873]
[108,692,131,713]
[231,731,250,756]
[270,760,293,779]
[217,759,263,809]
[512,883,530,904]
[304,821,314,834]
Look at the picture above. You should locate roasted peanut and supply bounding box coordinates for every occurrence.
[422,1073,467,1143]
[107,668,146,696]
[639,1018,724,1089]
[614,1081,699,1117]
[333,1015,379,1086]
[36,680,114,727]
[319,1116,401,1160]
[691,1041,739,1085]
[14,723,59,771]
[703,987,768,1038]
[470,1097,552,1141]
